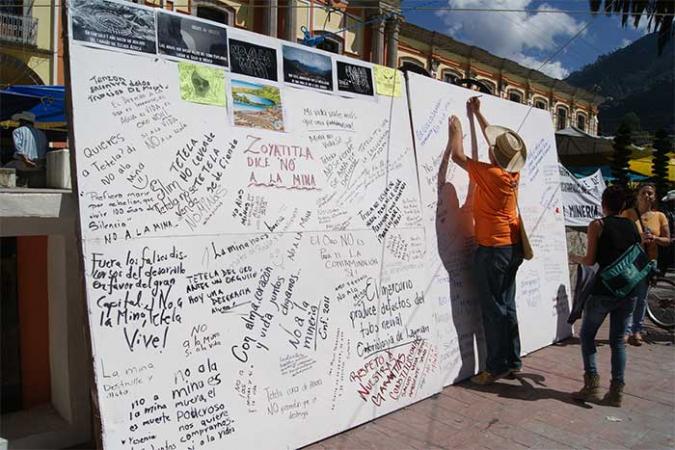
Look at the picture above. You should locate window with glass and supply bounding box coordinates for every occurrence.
[557,107,568,130]
[195,4,234,25]
[399,57,425,68]
[476,79,495,94]
[577,114,586,131]
[442,70,461,84]
[508,90,523,103]
[0,0,23,16]
[314,31,343,54]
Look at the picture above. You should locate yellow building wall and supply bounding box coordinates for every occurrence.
[1,46,51,86]
[313,7,344,32]
[0,0,55,84]
[32,0,53,52]
[344,14,363,55]
[296,0,310,41]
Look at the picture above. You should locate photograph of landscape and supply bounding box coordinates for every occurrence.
[231,78,285,131]
[282,45,333,91]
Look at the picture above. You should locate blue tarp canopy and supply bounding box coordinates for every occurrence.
[0,85,65,126]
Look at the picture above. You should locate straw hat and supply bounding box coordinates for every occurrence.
[485,125,527,172]
[12,111,36,123]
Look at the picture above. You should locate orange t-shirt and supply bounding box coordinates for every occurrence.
[621,209,668,260]
[466,159,521,247]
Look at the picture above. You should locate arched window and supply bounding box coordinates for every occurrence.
[576,113,587,131]
[556,106,568,130]
[508,90,523,103]
[441,69,462,84]
[192,1,235,25]
[476,78,496,95]
[398,57,425,69]
[534,98,548,110]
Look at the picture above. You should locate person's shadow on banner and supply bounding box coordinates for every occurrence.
[435,103,486,382]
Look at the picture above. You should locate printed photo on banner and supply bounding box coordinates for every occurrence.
[230,78,285,131]
[69,0,156,54]
[229,39,278,81]
[157,11,228,67]
[178,62,226,106]
[282,45,333,91]
[336,61,374,96]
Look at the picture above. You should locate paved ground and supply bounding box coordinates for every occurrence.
[307,321,675,450]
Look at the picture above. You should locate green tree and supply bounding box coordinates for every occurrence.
[589,1,674,54]
[621,111,642,133]
[612,121,633,186]
[652,129,672,198]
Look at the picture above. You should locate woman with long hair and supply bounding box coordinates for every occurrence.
[622,182,670,346]
[568,185,643,406]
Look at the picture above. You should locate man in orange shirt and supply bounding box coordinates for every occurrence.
[446,97,528,384]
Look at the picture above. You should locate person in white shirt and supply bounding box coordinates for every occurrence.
[10,111,48,168]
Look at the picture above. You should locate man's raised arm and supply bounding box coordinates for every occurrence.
[468,96,490,145]
[448,116,468,171]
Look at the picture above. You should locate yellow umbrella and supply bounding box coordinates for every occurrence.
[628,152,675,181]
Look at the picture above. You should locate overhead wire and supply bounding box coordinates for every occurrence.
[0,2,673,15]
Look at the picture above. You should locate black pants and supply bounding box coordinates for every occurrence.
[473,244,524,374]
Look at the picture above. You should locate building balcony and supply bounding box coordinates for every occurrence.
[0,13,38,47]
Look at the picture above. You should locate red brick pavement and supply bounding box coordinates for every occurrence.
[306,323,675,450]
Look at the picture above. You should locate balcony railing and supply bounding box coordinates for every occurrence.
[0,13,38,46]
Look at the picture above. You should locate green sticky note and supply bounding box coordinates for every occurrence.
[374,65,402,97]
[178,62,226,106]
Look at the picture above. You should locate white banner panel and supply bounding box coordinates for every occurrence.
[407,73,572,386]
[559,164,605,226]
[67,2,441,448]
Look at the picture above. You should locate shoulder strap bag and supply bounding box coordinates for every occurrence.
[598,217,655,298]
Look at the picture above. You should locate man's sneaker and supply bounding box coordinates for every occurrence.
[505,367,522,379]
[470,371,509,385]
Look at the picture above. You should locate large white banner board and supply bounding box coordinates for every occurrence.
[406,73,572,386]
[67,1,440,449]
[67,1,576,447]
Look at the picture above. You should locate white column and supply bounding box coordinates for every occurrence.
[371,14,384,65]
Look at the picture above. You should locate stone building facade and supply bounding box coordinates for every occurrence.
[397,23,601,135]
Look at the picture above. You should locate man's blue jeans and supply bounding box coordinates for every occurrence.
[580,294,636,383]
[626,280,649,335]
[473,244,523,375]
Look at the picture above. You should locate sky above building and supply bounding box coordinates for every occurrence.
[402,0,653,79]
